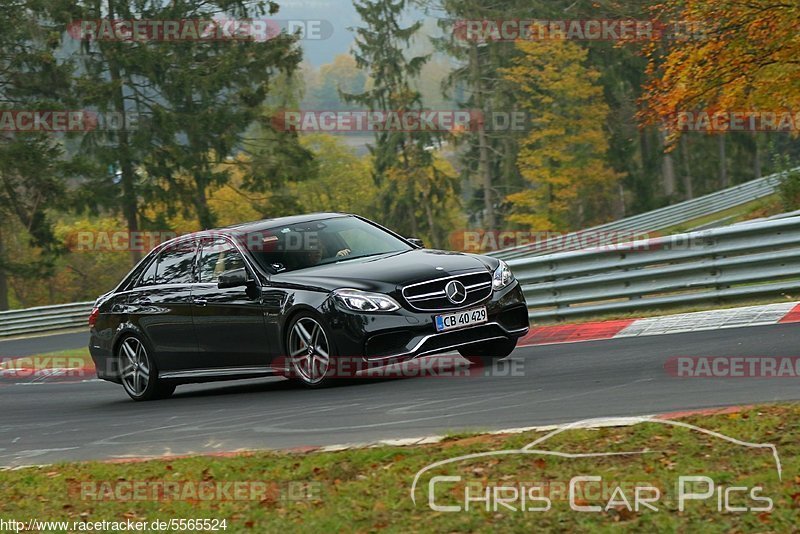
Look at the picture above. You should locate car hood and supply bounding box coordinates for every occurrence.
[270,249,497,292]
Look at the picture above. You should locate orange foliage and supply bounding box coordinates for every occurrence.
[641,1,800,140]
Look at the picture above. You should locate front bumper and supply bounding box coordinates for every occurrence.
[326,281,529,365]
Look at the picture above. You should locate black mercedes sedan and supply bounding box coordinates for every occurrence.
[89,213,529,400]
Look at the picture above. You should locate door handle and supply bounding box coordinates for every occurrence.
[194,298,208,306]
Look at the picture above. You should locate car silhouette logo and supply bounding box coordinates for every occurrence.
[411,416,783,506]
[445,280,467,304]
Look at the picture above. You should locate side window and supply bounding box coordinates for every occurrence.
[156,242,196,285]
[138,256,159,287]
[199,239,246,283]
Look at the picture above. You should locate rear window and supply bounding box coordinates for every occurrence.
[136,240,196,286]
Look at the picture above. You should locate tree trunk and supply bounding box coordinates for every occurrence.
[718,135,729,188]
[0,229,8,311]
[409,197,419,236]
[617,182,626,219]
[424,196,439,249]
[680,134,694,199]
[470,43,495,231]
[194,176,214,230]
[107,0,141,265]
[753,133,762,178]
[658,130,676,197]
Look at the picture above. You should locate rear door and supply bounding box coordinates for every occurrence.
[127,239,198,372]
[192,237,272,369]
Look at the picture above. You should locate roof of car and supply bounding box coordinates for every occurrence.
[216,212,351,235]
[152,213,356,252]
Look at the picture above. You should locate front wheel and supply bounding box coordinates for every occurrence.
[459,338,517,367]
[118,335,175,401]
[286,315,337,387]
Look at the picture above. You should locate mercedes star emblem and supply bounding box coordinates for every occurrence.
[445,280,467,304]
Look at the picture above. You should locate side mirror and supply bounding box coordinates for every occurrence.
[407,237,425,248]
[218,268,249,289]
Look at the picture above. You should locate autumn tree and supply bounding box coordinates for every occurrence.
[641,0,799,137]
[502,37,621,231]
[291,133,377,216]
[303,54,368,110]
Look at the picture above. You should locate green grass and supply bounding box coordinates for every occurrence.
[1,403,798,532]
[661,194,783,235]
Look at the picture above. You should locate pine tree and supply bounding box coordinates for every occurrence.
[61,0,304,243]
[343,0,460,247]
[0,0,88,309]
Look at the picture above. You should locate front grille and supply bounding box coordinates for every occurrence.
[402,271,493,311]
[364,322,509,361]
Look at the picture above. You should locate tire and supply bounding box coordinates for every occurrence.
[118,335,175,401]
[285,314,340,388]
[459,338,517,367]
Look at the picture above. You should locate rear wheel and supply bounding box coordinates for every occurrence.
[118,335,175,401]
[459,338,517,367]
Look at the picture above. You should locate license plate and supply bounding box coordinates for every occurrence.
[435,307,487,332]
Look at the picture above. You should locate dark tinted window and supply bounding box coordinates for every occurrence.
[199,239,246,283]
[138,256,159,287]
[249,216,411,273]
[136,241,195,287]
[156,242,196,284]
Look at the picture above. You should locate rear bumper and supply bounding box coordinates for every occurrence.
[89,330,119,383]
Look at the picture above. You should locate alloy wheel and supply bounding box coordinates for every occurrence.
[288,317,331,385]
[120,337,151,398]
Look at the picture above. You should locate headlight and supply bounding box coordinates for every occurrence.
[333,289,401,312]
[492,260,515,290]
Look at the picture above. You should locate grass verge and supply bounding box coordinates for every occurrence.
[1,403,798,532]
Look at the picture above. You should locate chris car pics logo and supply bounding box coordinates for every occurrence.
[411,417,780,514]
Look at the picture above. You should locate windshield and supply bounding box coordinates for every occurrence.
[247,216,413,273]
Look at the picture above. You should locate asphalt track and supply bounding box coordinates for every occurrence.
[1,324,799,467]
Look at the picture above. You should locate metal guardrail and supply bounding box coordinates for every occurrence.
[491,168,797,260]
[0,301,93,338]
[510,216,800,322]
[4,209,800,335]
